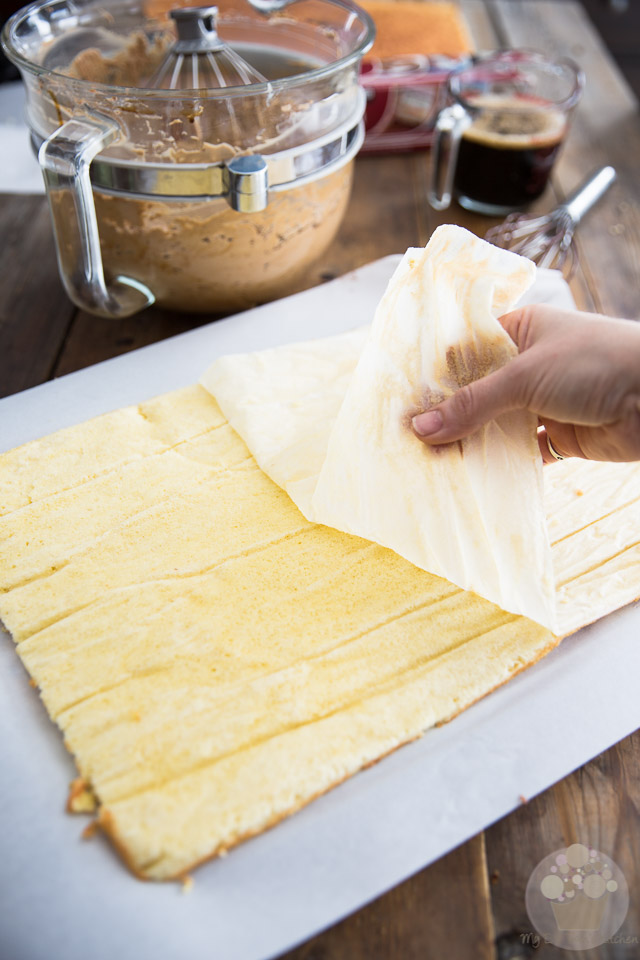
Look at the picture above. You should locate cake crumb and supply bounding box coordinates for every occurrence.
[518,794,528,805]
[82,820,99,840]
[181,875,194,894]
[29,677,37,688]
[67,777,97,814]
[575,489,584,497]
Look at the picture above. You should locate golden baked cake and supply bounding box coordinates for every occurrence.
[0,384,557,879]
[360,1,473,60]
[2,381,639,879]
[4,224,640,879]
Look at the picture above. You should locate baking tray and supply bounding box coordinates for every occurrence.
[1,257,638,960]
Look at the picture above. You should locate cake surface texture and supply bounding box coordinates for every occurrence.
[1,383,639,879]
[360,1,474,60]
[0,384,562,879]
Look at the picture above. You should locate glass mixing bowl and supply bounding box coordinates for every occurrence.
[3,0,374,315]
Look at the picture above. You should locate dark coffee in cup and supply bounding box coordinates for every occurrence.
[454,96,566,211]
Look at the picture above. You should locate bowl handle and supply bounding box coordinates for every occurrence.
[427,103,470,212]
[38,116,155,318]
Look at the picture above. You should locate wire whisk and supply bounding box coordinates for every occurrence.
[485,166,616,276]
[147,6,266,90]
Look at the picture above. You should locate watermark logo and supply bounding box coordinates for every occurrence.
[525,842,629,950]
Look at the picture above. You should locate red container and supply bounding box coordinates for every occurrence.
[361,54,470,153]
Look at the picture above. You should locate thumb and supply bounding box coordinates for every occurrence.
[412,361,525,444]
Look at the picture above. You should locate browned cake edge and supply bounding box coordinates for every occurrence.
[93,629,562,882]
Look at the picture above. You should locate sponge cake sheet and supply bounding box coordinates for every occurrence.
[0,385,556,879]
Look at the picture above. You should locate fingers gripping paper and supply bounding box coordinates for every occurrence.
[202,226,557,630]
[313,228,556,628]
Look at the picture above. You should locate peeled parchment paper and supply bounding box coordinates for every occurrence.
[202,225,558,630]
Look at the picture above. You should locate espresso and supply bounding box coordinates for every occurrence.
[454,96,566,210]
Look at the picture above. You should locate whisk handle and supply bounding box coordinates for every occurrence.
[564,165,616,225]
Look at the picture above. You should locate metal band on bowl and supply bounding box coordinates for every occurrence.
[31,92,365,211]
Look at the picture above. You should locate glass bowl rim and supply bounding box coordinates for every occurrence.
[1,0,376,100]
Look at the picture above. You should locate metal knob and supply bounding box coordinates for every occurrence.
[224,155,269,212]
[169,6,225,54]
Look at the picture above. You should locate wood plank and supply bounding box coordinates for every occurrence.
[0,193,76,398]
[280,834,496,960]
[490,0,640,320]
[460,0,501,51]
[52,304,221,378]
[580,0,640,65]
[486,729,640,959]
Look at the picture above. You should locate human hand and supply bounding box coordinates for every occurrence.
[412,305,640,463]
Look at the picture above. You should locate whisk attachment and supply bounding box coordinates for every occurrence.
[147,6,266,90]
[486,208,577,273]
[485,166,616,276]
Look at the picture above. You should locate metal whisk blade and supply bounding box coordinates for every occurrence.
[485,166,616,276]
[147,6,266,90]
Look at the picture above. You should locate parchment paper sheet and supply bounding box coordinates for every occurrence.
[2,257,636,960]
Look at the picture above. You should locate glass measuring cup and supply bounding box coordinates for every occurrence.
[428,50,584,215]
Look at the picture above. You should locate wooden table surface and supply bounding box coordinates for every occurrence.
[1,2,639,957]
